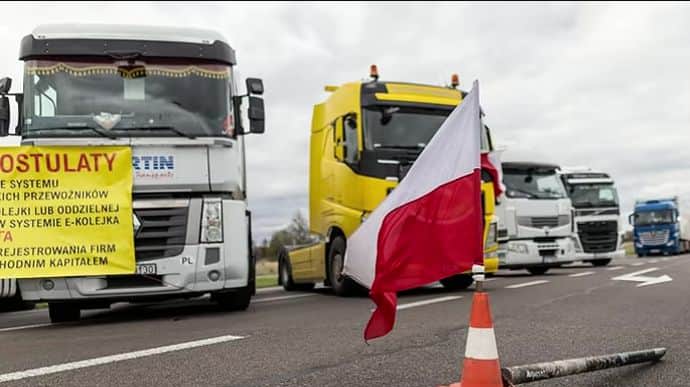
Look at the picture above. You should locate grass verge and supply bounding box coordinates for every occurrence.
[256,274,278,289]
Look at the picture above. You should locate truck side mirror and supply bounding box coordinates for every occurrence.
[248,96,265,134]
[0,96,10,137]
[0,77,11,94]
[628,214,634,225]
[246,78,264,95]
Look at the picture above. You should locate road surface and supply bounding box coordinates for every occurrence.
[1,255,687,386]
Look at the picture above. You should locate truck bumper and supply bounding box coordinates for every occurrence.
[499,238,576,269]
[18,244,248,302]
[635,244,679,256]
[577,249,625,261]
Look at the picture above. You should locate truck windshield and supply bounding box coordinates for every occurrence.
[568,183,619,208]
[635,210,674,226]
[504,170,567,199]
[363,105,491,151]
[363,107,449,150]
[22,59,233,138]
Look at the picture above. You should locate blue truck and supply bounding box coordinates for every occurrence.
[629,197,690,256]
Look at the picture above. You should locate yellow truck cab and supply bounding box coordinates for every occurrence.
[279,67,498,296]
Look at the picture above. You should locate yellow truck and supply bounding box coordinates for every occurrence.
[279,67,498,296]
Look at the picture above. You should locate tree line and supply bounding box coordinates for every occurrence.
[254,211,314,261]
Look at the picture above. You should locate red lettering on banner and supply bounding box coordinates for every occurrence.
[104,153,117,172]
[16,154,30,172]
[77,153,91,172]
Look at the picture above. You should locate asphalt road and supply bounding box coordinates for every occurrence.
[0,254,688,387]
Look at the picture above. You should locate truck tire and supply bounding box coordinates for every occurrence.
[213,287,251,311]
[328,236,363,297]
[48,303,80,323]
[279,252,315,292]
[440,274,474,290]
[527,267,549,275]
[591,259,612,267]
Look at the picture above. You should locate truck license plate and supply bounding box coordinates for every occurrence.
[136,264,157,275]
[543,256,557,263]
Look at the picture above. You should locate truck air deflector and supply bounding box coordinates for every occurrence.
[19,35,236,65]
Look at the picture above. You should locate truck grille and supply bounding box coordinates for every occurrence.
[518,215,570,228]
[106,275,165,289]
[639,230,669,246]
[134,205,189,262]
[578,221,618,253]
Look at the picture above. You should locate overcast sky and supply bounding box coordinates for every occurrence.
[1,2,689,241]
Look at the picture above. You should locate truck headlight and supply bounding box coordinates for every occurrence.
[201,200,223,243]
[508,242,528,254]
[485,223,497,249]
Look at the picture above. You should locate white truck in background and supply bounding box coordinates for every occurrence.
[0,24,266,322]
[496,162,576,275]
[559,167,624,266]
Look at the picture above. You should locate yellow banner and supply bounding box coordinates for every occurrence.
[0,146,134,278]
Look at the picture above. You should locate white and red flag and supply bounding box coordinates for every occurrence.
[481,150,505,198]
[343,80,484,341]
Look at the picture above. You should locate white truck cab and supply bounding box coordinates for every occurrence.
[558,167,624,266]
[0,24,266,322]
[496,162,576,275]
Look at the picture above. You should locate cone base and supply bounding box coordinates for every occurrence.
[459,358,502,387]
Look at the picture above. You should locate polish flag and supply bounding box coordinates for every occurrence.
[343,80,483,341]
[481,150,505,198]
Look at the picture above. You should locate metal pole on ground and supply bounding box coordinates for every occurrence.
[501,348,667,385]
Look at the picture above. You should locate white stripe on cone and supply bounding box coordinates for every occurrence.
[464,327,499,360]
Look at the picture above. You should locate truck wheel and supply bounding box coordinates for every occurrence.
[440,274,474,290]
[527,267,549,275]
[591,259,612,267]
[279,253,315,292]
[213,287,251,311]
[328,236,363,297]
[48,303,80,323]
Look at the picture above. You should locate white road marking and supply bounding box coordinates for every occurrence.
[630,262,645,266]
[0,323,53,333]
[648,259,659,264]
[607,266,624,271]
[612,267,673,287]
[391,296,463,311]
[253,293,317,303]
[568,271,595,278]
[505,280,550,289]
[0,334,245,383]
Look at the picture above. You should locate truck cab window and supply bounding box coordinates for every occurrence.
[343,115,359,164]
[33,75,57,117]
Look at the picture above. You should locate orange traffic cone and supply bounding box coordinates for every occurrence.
[438,291,503,387]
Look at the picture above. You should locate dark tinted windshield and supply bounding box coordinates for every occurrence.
[363,107,449,150]
[504,169,567,199]
[635,210,674,226]
[22,59,233,137]
[568,183,619,208]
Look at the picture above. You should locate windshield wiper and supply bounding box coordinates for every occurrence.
[128,125,196,139]
[27,126,119,139]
